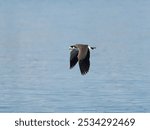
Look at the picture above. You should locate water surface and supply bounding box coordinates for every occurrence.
[0,0,150,112]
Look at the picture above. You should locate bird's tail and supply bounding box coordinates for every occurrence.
[90,47,96,50]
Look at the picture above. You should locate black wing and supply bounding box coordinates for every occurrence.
[70,49,78,69]
[79,49,90,75]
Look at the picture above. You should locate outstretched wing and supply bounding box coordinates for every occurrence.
[79,49,90,75]
[70,49,78,69]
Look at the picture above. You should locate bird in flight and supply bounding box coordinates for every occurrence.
[69,44,96,75]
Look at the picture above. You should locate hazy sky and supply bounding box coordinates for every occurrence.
[0,0,150,48]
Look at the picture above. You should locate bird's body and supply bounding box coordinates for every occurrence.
[69,44,96,75]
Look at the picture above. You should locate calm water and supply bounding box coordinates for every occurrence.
[0,0,150,112]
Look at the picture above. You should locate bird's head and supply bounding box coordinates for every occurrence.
[69,45,77,50]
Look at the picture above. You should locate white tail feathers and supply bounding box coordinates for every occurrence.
[88,46,96,50]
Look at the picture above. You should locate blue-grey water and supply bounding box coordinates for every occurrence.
[0,0,150,112]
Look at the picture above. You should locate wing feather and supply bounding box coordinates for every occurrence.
[79,49,90,75]
[70,49,78,69]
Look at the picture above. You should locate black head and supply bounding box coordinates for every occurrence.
[69,45,77,50]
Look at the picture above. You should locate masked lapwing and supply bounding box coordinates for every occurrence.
[69,44,96,75]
